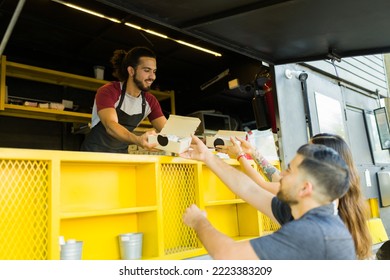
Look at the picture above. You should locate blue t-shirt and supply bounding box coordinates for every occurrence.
[249,198,356,259]
[271,197,293,225]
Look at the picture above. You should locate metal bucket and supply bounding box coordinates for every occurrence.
[118,233,143,260]
[60,240,83,260]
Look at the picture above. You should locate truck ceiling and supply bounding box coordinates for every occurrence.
[98,0,390,65]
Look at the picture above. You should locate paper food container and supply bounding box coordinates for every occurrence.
[206,130,247,148]
[148,115,201,154]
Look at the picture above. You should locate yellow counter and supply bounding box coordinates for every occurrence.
[0,148,279,260]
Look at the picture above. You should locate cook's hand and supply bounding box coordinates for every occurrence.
[183,204,207,228]
[138,130,159,151]
[179,135,212,162]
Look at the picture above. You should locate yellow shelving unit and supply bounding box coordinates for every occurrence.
[0,55,175,131]
[0,148,279,260]
[59,159,160,260]
[201,161,279,241]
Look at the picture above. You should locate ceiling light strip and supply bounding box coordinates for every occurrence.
[144,29,168,39]
[51,0,120,23]
[51,0,221,57]
[124,22,142,30]
[175,40,222,57]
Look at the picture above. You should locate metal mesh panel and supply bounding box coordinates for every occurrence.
[0,159,50,259]
[161,163,199,255]
[259,212,280,235]
[256,161,281,235]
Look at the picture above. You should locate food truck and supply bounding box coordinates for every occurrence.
[0,0,389,260]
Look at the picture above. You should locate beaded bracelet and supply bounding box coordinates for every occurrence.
[237,153,246,161]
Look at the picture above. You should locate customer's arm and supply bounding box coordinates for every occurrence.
[250,147,281,183]
[217,137,280,195]
[237,154,280,195]
[181,135,277,222]
[183,204,259,260]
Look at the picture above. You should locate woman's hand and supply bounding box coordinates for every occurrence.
[216,136,254,159]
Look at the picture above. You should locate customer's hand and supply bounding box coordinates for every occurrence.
[216,136,254,158]
[183,204,207,228]
[180,135,213,162]
[215,136,242,159]
[236,137,255,155]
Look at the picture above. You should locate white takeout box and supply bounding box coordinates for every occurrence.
[148,115,201,154]
[206,130,247,148]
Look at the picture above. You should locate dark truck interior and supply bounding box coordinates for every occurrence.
[1,0,390,127]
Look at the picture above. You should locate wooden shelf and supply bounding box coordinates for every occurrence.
[0,55,175,124]
[60,205,158,219]
[5,60,107,91]
[205,199,245,206]
[0,104,153,134]
[0,103,91,123]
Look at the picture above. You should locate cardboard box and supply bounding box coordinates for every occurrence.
[49,102,65,110]
[148,115,201,154]
[206,130,247,148]
[62,99,74,110]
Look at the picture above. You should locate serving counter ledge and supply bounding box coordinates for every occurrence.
[0,148,279,260]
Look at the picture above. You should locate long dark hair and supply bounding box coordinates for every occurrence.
[311,133,372,259]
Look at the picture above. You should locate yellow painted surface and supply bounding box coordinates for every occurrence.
[368,198,380,218]
[367,218,389,244]
[0,159,50,259]
[202,165,239,202]
[0,148,281,259]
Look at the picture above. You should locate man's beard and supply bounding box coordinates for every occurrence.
[133,74,152,91]
[277,182,299,206]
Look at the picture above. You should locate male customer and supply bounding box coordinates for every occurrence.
[181,135,355,259]
[81,46,166,153]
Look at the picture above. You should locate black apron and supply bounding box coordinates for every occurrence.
[81,82,146,153]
